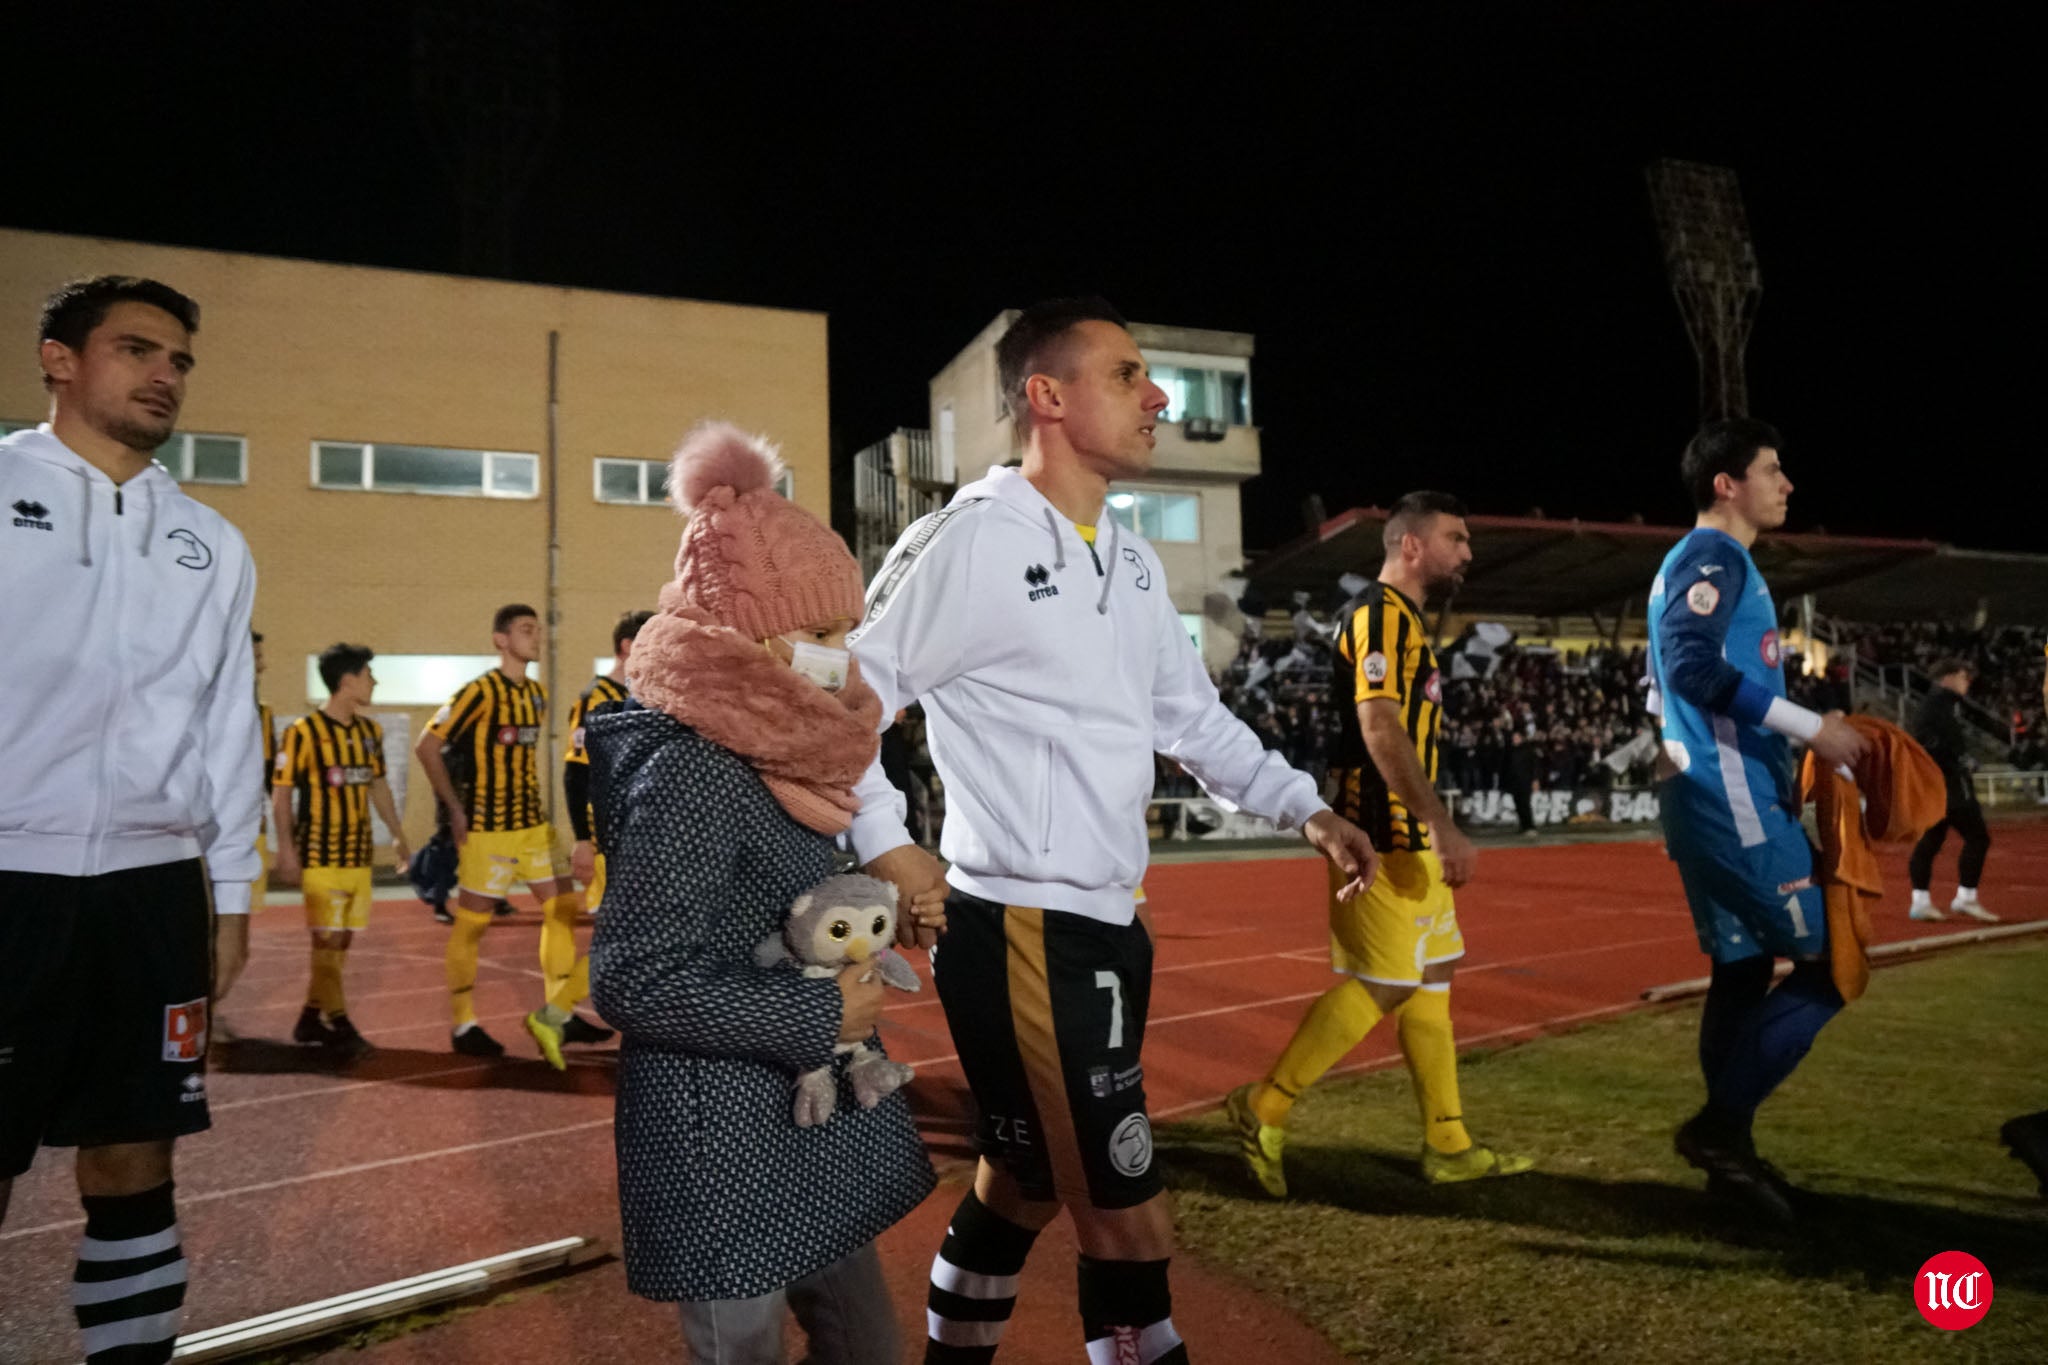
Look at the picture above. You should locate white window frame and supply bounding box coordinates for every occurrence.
[310,441,540,500]
[1140,349,1254,427]
[593,457,666,505]
[1106,487,1202,543]
[156,431,248,485]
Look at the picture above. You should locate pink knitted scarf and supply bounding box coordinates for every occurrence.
[626,588,881,835]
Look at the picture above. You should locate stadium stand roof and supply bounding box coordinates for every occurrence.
[1244,509,2048,623]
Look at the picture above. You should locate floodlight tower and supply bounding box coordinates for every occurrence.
[1647,159,1762,421]
[412,0,561,277]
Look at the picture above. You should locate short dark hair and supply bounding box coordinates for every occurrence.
[318,643,375,694]
[995,296,1129,426]
[1930,657,1974,681]
[613,609,655,652]
[1680,418,1782,512]
[1383,490,1469,551]
[40,276,200,353]
[493,602,538,636]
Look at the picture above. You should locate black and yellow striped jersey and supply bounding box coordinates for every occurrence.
[564,673,628,766]
[427,670,548,831]
[1331,581,1443,852]
[273,710,387,867]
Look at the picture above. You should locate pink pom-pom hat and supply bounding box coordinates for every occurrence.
[662,420,865,642]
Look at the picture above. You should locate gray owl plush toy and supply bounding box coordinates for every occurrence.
[754,872,922,1126]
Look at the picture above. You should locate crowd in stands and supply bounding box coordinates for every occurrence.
[1200,608,1661,798]
[1820,620,2047,769]
[1179,608,2048,804]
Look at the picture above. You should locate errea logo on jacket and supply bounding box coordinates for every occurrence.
[1024,563,1059,601]
[11,498,52,530]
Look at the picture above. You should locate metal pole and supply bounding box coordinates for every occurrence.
[544,329,561,820]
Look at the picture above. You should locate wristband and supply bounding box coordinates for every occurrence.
[1761,696,1824,742]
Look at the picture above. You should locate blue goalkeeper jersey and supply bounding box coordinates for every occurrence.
[1647,527,1797,862]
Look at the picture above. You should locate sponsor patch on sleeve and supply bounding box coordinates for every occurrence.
[1685,580,1721,616]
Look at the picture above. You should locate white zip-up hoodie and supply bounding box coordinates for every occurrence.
[848,466,1326,924]
[0,425,262,914]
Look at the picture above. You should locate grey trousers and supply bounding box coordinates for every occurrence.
[677,1241,901,1364]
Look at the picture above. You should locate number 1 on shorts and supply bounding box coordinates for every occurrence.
[1095,970,1124,1049]
[1785,895,1809,939]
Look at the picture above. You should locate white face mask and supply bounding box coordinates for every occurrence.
[786,639,850,693]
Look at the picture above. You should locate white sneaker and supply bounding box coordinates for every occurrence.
[1908,902,1945,922]
[1949,899,2000,923]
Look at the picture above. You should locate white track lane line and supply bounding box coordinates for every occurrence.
[0,1118,617,1242]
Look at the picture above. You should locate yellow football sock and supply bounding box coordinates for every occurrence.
[1397,986,1472,1154]
[445,907,494,1029]
[546,955,590,1015]
[1254,977,1385,1127]
[308,946,348,1017]
[539,893,583,1002]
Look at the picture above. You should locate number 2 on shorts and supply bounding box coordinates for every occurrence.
[1095,970,1124,1048]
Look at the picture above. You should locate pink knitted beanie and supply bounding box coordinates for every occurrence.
[664,422,865,638]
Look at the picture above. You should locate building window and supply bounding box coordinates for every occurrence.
[1106,489,1201,542]
[311,441,540,499]
[1179,613,1205,651]
[156,432,247,485]
[305,654,534,706]
[1150,364,1252,426]
[594,457,667,505]
[0,419,35,437]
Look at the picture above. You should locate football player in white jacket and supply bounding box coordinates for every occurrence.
[0,276,260,1365]
[852,297,1378,1364]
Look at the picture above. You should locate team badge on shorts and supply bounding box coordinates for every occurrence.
[163,998,208,1062]
[1760,629,1781,667]
[1109,1112,1153,1177]
[1363,651,1389,684]
[1686,580,1720,616]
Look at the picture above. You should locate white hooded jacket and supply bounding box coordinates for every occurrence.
[0,425,262,913]
[848,466,1325,924]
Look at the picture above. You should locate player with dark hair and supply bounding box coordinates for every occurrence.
[850,296,1379,1363]
[417,604,583,1058]
[271,645,409,1060]
[1650,419,1868,1223]
[1230,491,1533,1196]
[3,274,259,1364]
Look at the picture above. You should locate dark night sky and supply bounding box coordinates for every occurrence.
[9,5,2035,556]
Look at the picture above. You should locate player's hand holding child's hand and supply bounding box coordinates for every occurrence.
[866,842,949,948]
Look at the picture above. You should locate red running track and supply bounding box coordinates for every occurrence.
[2,821,2043,1362]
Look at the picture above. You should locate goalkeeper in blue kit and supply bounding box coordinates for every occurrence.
[1647,419,1868,1223]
